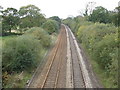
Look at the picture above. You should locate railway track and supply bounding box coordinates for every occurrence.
[65,25,93,88]
[28,25,67,88]
[27,24,100,88]
[67,26,85,88]
[41,25,67,88]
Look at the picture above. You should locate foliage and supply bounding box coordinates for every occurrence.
[19,5,40,17]
[19,5,46,28]
[88,6,120,26]
[2,8,20,33]
[2,27,52,73]
[49,16,61,28]
[88,6,111,23]
[1,4,59,88]
[25,27,51,48]
[112,6,120,26]
[2,70,33,88]
[42,19,59,34]
[1,5,47,35]
[2,35,42,72]
[2,26,56,88]
[77,23,118,87]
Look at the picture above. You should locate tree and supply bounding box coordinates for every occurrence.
[83,2,96,16]
[113,6,120,26]
[49,16,61,28]
[89,6,111,23]
[49,16,61,24]
[42,20,59,34]
[2,8,20,33]
[19,5,46,28]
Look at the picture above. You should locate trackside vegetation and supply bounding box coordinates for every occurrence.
[63,6,119,87]
[42,19,60,34]
[2,27,52,87]
[2,28,51,73]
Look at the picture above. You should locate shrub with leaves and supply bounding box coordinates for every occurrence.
[2,35,42,72]
[42,19,59,34]
[25,27,51,48]
[2,26,53,88]
[49,16,61,28]
[77,22,118,87]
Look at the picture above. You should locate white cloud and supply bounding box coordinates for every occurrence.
[1,0,119,19]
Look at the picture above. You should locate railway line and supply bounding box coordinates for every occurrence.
[65,25,93,88]
[27,24,100,88]
[28,25,67,88]
[67,26,86,88]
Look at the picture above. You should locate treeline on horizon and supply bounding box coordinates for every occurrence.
[0,4,119,35]
[0,5,61,36]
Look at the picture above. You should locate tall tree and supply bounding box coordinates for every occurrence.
[83,2,96,16]
[89,6,111,23]
[49,16,61,23]
[19,5,46,28]
[2,8,20,33]
[49,16,61,28]
[42,20,59,34]
[114,6,120,26]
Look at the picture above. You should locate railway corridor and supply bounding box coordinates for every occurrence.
[27,24,100,88]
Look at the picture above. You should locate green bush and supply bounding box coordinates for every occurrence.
[77,23,118,68]
[25,27,51,48]
[2,26,54,87]
[2,35,42,72]
[76,22,118,87]
[2,27,52,73]
[93,34,118,69]
[49,16,61,28]
[42,19,59,34]
[77,23,117,49]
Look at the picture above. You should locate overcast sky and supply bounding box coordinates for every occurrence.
[1,0,119,19]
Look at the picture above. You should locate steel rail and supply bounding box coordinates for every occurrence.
[40,26,65,89]
[67,26,93,88]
